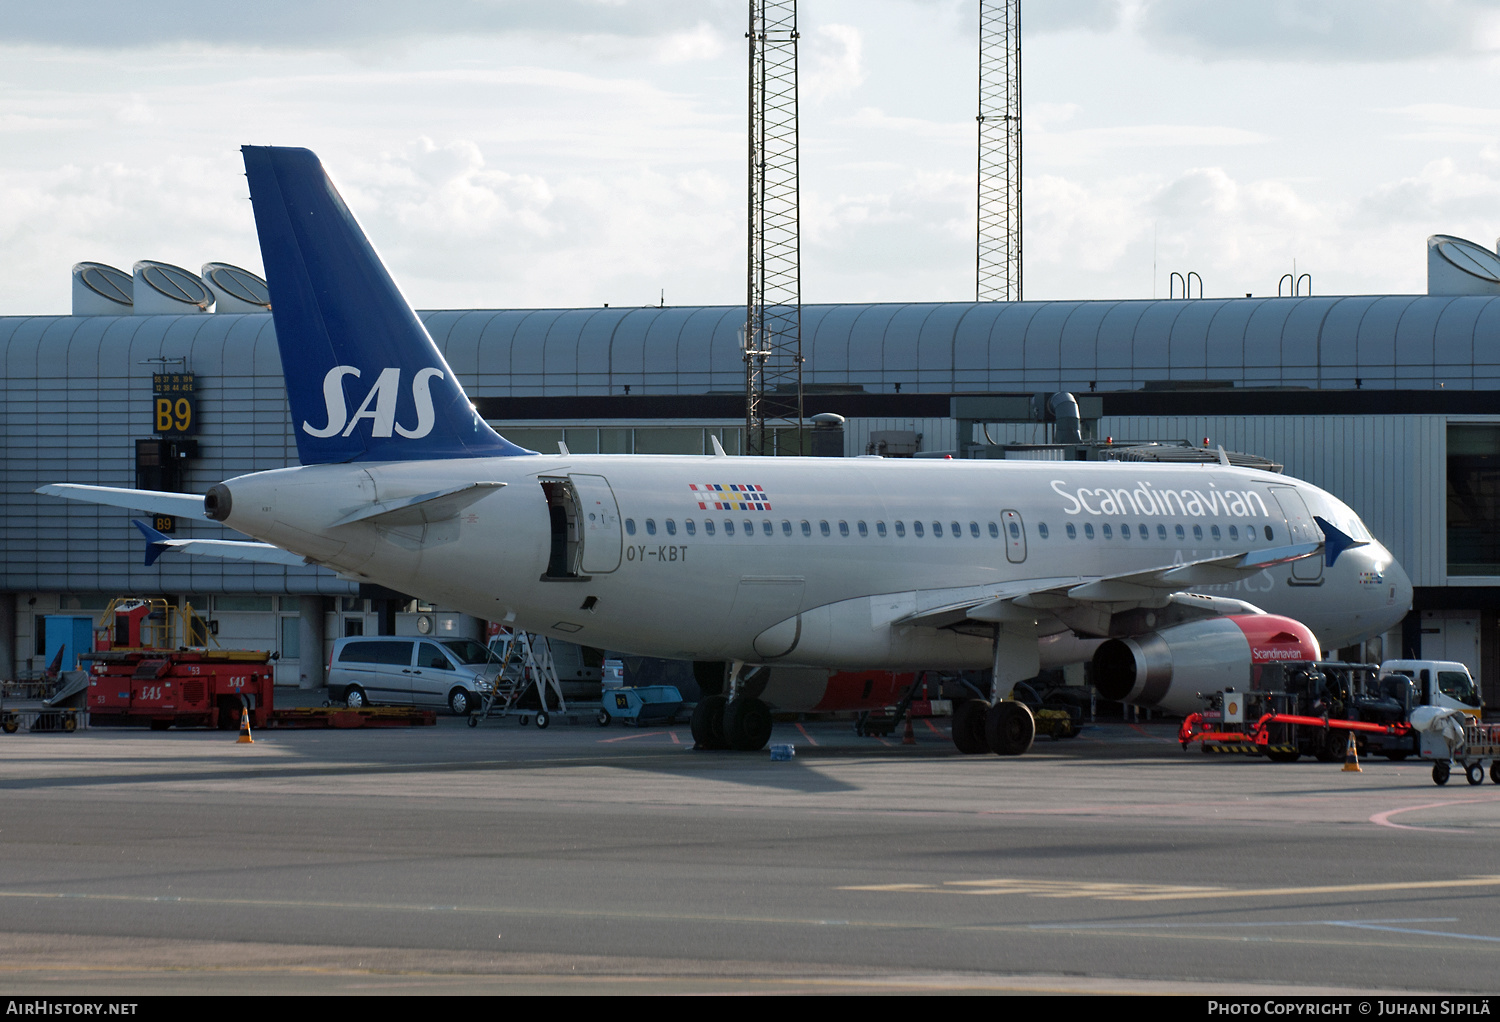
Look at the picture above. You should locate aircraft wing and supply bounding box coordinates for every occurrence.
[37,484,208,519]
[899,541,1320,636]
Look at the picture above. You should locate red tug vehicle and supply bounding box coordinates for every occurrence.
[82,598,274,731]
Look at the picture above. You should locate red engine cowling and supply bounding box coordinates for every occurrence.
[1092,614,1320,715]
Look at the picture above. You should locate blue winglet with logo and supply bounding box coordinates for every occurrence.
[133,519,171,567]
[241,145,534,465]
[1314,515,1367,568]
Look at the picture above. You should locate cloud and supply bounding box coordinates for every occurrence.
[1135,0,1500,62]
[803,25,867,103]
[1025,0,1127,34]
[3,0,741,52]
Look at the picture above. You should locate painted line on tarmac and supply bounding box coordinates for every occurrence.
[840,875,1500,902]
[795,723,819,746]
[1370,797,1499,833]
[1030,916,1500,945]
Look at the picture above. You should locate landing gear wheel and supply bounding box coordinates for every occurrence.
[466,714,479,728]
[1433,761,1451,785]
[984,701,1035,757]
[519,715,529,727]
[596,709,612,727]
[690,694,729,750]
[1466,762,1485,785]
[448,689,472,716]
[344,686,367,710]
[722,696,773,751]
[952,699,991,754]
[535,711,550,730]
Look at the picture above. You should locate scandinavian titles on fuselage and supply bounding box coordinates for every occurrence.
[1050,478,1271,519]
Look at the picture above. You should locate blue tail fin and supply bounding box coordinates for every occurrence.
[241,146,533,464]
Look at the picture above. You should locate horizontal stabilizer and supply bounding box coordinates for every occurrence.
[132,519,307,567]
[328,481,505,528]
[37,484,206,519]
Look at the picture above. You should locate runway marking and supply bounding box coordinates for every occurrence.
[795,723,819,746]
[1370,797,1499,833]
[1029,917,1500,945]
[838,875,1500,902]
[922,719,943,736]
[597,731,674,744]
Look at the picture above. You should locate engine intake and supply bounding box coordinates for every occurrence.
[1092,614,1320,716]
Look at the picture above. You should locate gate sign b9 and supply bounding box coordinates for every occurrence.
[152,373,197,436]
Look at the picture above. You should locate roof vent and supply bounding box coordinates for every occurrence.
[132,260,213,315]
[1428,235,1500,296]
[200,262,270,313]
[71,262,134,316]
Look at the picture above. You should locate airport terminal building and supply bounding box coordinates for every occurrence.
[5,250,1500,707]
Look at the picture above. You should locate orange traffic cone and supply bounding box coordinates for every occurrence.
[1341,731,1360,772]
[902,716,916,746]
[237,707,254,744]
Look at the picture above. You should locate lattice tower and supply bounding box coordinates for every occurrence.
[745,0,803,456]
[977,0,1021,302]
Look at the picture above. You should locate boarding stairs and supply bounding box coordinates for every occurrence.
[472,631,568,727]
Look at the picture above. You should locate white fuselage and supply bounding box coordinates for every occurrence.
[212,455,1412,670]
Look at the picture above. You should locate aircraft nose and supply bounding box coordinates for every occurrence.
[1361,540,1412,622]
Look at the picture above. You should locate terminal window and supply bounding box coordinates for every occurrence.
[1447,424,1500,576]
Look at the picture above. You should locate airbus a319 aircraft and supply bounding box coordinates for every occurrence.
[40,146,1413,756]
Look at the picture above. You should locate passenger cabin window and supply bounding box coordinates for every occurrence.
[839,521,850,537]
[1193,525,1203,540]
[1085,523,1095,539]
[743,519,753,535]
[801,520,811,537]
[1211,525,1221,541]
[625,519,636,536]
[1119,523,1130,540]
[783,520,793,536]
[1038,523,1050,539]
[858,521,869,537]
[969,522,980,538]
[1228,525,1238,541]
[950,521,961,537]
[1066,523,1077,539]
[1176,524,1185,540]
[645,519,657,536]
[725,520,736,536]
[989,522,1000,538]
[665,519,677,536]
[932,522,943,538]
[705,520,716,535]
[895,521,906,537]
[820,521,831,537]
[1102,524,1113,539]
[763,520,773,536]
[1264,525,1273,541]
[1157,524,1168,540]
[876,521,887,537]
[913,521,925,537]
[685,519,696,536]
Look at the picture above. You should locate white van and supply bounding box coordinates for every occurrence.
[328,636,498,715]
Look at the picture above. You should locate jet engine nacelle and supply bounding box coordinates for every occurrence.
[1091,614,1321,716]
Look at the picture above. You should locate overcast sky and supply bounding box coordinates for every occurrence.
[5,0,1500,315]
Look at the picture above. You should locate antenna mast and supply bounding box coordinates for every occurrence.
[745,0,803,456]
[977,0,1021,302]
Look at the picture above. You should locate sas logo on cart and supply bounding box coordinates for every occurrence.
[302,365,445,440]
[689,483,771,511]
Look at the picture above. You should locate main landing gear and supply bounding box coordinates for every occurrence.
[691,692,774,751]
[952,698,1035,756]
[950,624,1039,756]
[692,662,775,752]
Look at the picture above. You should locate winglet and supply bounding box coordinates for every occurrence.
[132,519,171,567]
[1314,515,1367,567]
